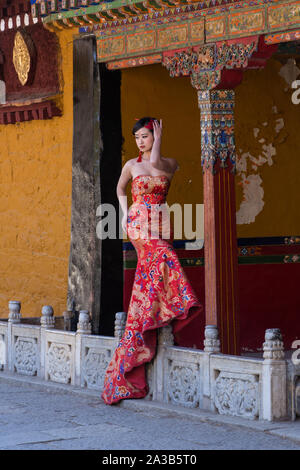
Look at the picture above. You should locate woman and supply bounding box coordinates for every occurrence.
[101,117,203,405]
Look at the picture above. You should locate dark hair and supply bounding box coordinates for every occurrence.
[132,117,157,135]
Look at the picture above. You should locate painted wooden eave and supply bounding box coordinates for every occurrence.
[30,0,300,64]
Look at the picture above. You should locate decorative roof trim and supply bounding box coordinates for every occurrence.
[0,99,61,124]
[0,1,41,32]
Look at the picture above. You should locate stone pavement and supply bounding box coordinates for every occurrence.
[1,372,300,451]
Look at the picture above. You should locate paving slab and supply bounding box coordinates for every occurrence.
[0,372,300,451]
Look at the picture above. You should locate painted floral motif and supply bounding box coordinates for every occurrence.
[101,175,203,405]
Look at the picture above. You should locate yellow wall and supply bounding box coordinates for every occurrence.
[0,29,74,318]
[120,64,203,209]
[235,58,300,237]
[121,58,300,237]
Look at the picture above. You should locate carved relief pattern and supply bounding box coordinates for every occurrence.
[268,3,300,29]
[162,41,258,80]
[47,342,72,384]
[216,41,258,69]
[229,10,265,34]
[82,347,111,390]
[214,372,259,418]
[191,70,221,91]
[157,25,188,48]
[97,36,125,58]
[127,31,156,53]
[162,46,215,78]
[167,359,200,408]
[198,89,236,172]
[14,337,38,376]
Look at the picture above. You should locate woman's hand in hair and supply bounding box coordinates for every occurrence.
[153,119,162,143]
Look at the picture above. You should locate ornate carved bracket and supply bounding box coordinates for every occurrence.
[161,36,277,172]
[162,38,259,90]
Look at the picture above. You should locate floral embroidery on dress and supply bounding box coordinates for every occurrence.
[101,175,203,405]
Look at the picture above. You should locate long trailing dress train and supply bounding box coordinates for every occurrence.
[101,174,203,405]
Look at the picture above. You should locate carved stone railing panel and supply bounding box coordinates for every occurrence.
[82,346,112,390]
[213,371,260,419]
[44,329,76,385]
[163,347,203,408]
[9,324,40,376]
[166,358,200,408]
[46,340,73,384]
[13,336,38,376]
[79,334,118,390]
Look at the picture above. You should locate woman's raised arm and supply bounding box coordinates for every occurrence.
[150,119,178,174]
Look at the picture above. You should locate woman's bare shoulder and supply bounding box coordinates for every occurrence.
[122,158,137,172]
[123,158,138,168]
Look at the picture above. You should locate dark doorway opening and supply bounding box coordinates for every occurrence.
[98,63,123,336]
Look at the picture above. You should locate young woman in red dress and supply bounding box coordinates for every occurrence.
[101,117,203,405]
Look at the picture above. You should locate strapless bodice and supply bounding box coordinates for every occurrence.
[131,175,170,206]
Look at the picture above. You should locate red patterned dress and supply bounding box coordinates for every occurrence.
[101,175,203,405]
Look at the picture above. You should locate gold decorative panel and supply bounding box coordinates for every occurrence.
[13,31,32,86]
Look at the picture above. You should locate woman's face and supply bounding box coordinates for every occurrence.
[134,127,154,153]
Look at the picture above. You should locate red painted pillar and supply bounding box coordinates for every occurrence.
[198,89,240,355]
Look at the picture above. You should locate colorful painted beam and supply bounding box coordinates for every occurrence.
[30,0,300,62]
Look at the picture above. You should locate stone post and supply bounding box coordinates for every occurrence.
[8,300,21,324]
[77,310,92,334]
[40,306,55,329]
[202,325,221,411]
[114,312,127,341]
[75,310,91,386]
[204,325,221,353]
[262,328,287,421]
[158,325,174,347]
[152,325,174,402]
[40,306,55,380]
[7,301,21,371]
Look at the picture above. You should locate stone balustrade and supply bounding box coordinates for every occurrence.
[0,301,296,421]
